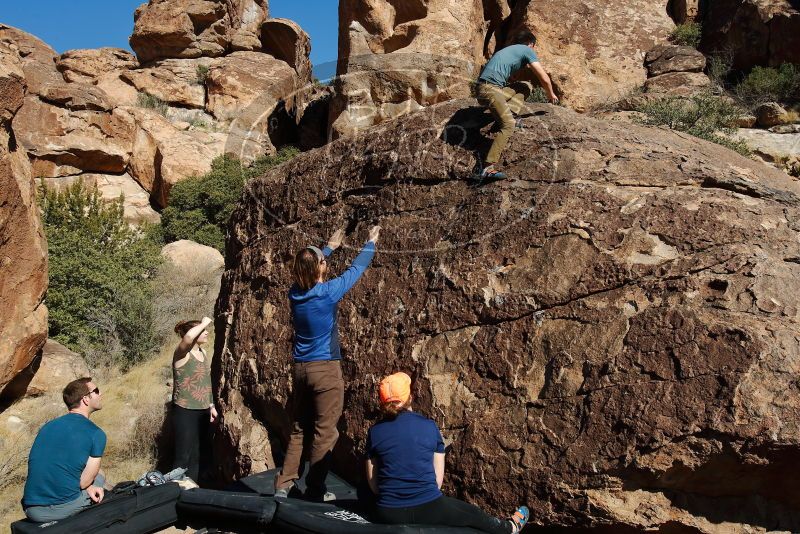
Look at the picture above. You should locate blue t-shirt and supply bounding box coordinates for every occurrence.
[290,242,375,362]
[366,411,446,508]
[479,44,539,87]
[23,413,106,507]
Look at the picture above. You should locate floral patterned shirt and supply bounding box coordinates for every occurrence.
[173,348,213,410]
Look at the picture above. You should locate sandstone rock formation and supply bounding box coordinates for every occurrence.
[735,128,800,173]
[215,99,800,532]
[503,0,674,111]
[329,0,486,138]
[56,48,138,84]
[700,0,800,71]
[25,340,90,397]
[130,0,269,64]
[260,18,312,87]
[0,36,47,402]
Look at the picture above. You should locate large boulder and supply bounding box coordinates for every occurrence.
[24,340,90,397]
[0,71,47,401]
[700,0,800,71]
[214,99,800,532]
[56,48,138,84]
[260,18,312,85]
[161,240,224,302]
[12,95,134,177]
[645,44,706,77]
[0,24,62,95]
[329,0,486,138]
[129,0,269,64]
[120,58,210,109]
[118,106,224,208]
[504,0,674,111]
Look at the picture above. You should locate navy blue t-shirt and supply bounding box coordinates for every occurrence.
[23,413,106,507]
[366,411,446,508]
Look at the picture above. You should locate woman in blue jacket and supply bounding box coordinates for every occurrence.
[366,372,530,533]
[275,225,381,501]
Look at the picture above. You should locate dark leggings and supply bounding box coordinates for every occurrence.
[172,404,211,483]
[374,495,513,534]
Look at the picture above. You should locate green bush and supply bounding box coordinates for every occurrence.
[40,180,163,369]
[734,63,800,108]
[161,146,300,251]
[196,64,210,85]
[670,22,702,47]
[137,92,169,116]
[526,87,550,103]
[635,93,751,156]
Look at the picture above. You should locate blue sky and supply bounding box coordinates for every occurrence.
[1,0,338,76]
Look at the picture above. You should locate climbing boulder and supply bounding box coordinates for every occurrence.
[215,99,800,532]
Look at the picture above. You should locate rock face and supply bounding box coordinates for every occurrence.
[700,0,800,71]
[329,0,486,138]
[0,36,47,402]
[505,0,674,111]
[130,0,269,64]
[215,99,800,532]
[25,340,90,397]
[645,44,706,77]
[3,6,313,214]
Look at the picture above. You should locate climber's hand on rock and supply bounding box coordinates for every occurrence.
[368,225,381,244]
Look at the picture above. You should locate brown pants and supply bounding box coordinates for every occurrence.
[475,81,532,164]
[275,360,344,496]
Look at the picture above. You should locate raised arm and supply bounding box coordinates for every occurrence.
[528,62,559,103]
[174,316,212,365]
[326,226,381,303]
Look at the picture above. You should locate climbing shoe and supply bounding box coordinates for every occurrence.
[510,505,530,533]
[476,166,507,181]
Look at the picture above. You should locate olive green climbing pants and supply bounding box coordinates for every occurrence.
[475,81,532,164]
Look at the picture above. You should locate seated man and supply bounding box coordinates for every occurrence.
[22,377,108,522]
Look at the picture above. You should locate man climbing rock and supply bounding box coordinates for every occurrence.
[475,30,559,180]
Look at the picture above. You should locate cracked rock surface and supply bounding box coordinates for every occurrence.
[215,100,800,532]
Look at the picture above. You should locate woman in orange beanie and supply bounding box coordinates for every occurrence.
[365,372,530,533]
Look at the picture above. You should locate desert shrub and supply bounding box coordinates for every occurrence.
[734,63,800,108]
[196,64,210,85]
[137,92,169,116]
[40,180,163,369]
[161,146,300,251]
[526,87,550,103]
[670,22,702,47]
[707,50,733,90]
[635,93,751,156]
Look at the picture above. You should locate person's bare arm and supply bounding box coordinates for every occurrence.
[80,456,102,490]
[174,316,212,367]
[528,62,559,103]
[433,452,445,489]
[365,458,380,495]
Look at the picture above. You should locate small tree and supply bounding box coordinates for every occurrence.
[161,147,300,251]
[40,180,163,368]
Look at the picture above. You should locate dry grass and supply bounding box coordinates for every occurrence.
[0,348,175,531]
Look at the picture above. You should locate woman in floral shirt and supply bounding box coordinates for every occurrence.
[172,317,216,483]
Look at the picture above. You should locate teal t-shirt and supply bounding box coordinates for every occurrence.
[23,413,106,507]
[479,44,539,86]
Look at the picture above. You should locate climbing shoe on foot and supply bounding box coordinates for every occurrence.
[510,505,530,533]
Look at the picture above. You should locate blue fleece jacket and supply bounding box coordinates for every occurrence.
[290,241,376,362]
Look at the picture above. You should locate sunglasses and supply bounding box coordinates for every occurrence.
[86,387,100,396]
